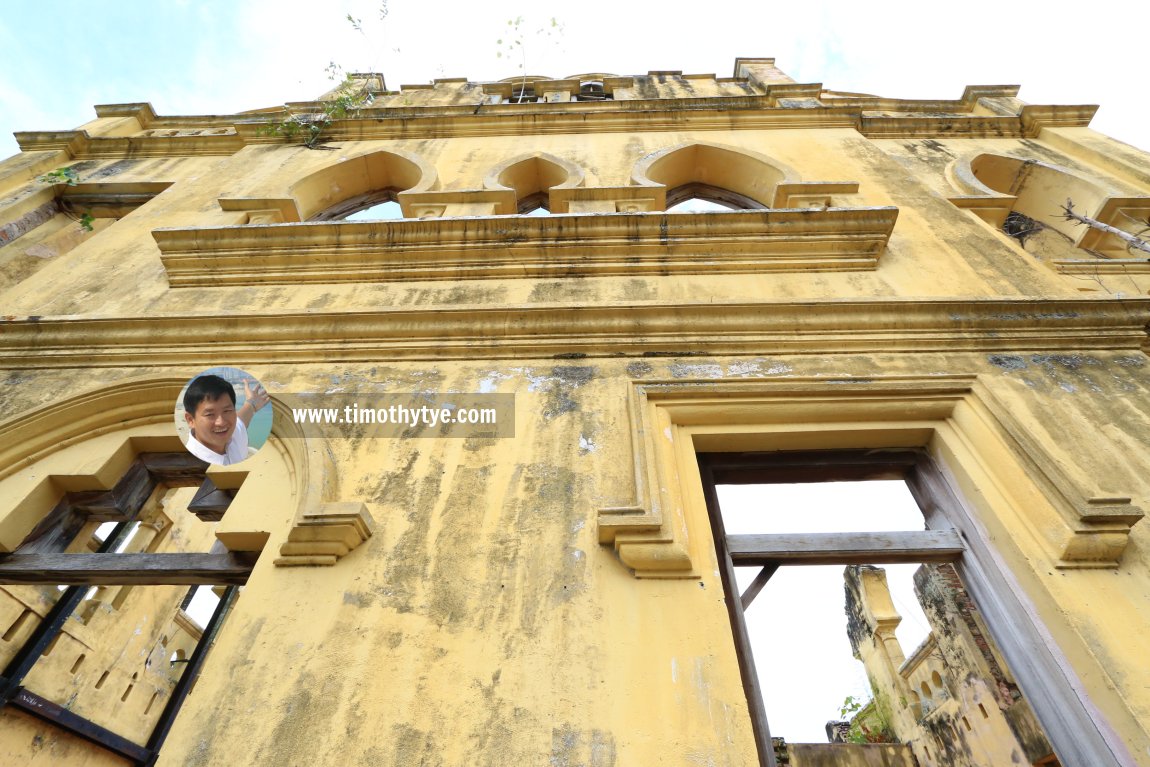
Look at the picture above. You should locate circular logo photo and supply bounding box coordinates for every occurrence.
[174,367,273,466]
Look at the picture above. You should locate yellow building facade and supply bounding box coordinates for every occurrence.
[0,58,1148,766]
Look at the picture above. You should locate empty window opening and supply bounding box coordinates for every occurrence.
[311,189,404,222]
[0,450,251,763]
[574,80,612,101]
[666,182,763,213]
[183,586,222,631]
[978,702,989,719]
[717,480,931,744]
[93,520,118,543]
[700,450,1065,767]
[343,199,403,221]
[517,192,552,217]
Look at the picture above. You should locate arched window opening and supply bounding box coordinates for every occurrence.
[311,189,404,222]
[574,80,612,102]
[291,149,433,221]
[959,153,1141,266]
[666,182,762,213]
[484,153,583,215]
[633,142,794,212]
[314,190,404,222]
[518,192,552,216]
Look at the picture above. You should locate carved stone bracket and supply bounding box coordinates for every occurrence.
[274,502,374,567]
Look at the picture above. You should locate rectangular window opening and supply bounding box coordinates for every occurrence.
[700,450,1064,767]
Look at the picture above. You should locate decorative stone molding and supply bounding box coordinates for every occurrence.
[152,206,897,287]
[599,376,1144,577]
[3,299,1148,368]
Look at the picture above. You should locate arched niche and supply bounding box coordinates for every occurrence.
[290,148,437,221]
[632,142,797,210]
[951,153,1111,243]
[483,152,585,213]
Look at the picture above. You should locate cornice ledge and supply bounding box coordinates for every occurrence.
[93,103,158,125]
[0,299,1147,368]
[152,207,898,286]
[860,115,1024,139]
[14,129,243,159]
[1020,104,1098,137]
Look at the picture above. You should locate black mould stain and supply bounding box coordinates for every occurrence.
[379,457,444,611]
[90,159,142,178]
[426,465,494,630]
[552,366,595,386]
[626,360,653,378]
[541,366,596,420]
[1029,354,1101,370]
[988,354,1028,371]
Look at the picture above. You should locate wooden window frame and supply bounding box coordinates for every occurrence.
[697,448,1110,767]
[0,451,250,767]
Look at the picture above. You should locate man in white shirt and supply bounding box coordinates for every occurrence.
[182,374,269,466]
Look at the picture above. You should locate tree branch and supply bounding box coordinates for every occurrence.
[1061,199,1150,256]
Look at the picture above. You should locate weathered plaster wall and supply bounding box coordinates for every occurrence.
[1,56,1149,766]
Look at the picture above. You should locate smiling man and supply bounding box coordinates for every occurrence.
[182,374,270,466]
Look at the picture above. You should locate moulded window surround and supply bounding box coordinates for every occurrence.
[595,376,1141,767]
[483,152,585,215]
[286,148,437,221]
[631,140,798,211]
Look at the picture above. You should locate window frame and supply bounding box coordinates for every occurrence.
[696,447,1111,767]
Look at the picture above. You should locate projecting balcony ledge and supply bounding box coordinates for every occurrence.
[152,207,899,287]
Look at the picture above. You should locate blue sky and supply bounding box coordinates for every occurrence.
[2,1,1148,159]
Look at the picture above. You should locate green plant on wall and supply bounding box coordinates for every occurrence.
[37,166,80,186]
[257,4,388,149]
[256,67,376,150]
[36,166,95,232]
[839,693,897,744]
